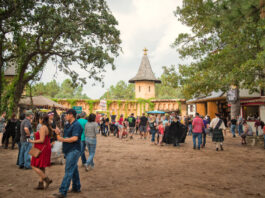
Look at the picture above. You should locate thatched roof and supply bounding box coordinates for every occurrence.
[129,53,161,83]
[19,96,68,110]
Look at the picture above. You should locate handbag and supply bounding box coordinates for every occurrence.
[29,145,46,158]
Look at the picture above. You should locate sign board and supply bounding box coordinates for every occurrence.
[99,100,107,111]
[227,88,238,103]
[73,106,82,114]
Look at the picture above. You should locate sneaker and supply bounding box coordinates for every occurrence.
[85,165,90,172]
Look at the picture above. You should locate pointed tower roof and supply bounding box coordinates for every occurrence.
[129,48,161,83]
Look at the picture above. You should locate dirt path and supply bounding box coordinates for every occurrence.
[0,133,265,198]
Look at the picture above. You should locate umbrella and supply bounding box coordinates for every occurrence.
[146,110,165,114]
[19,95,68,110]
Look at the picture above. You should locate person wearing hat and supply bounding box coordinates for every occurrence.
[210,113,226,151]
[53,109,83,198]
[18,110,34,169]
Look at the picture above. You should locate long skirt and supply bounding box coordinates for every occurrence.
[212,129,224,142]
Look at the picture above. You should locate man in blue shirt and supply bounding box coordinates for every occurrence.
[54,109,83,198]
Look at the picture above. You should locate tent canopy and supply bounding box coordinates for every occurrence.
[19,96,68,110]
[146,110,165,114]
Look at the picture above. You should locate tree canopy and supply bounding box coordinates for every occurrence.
[26,79,90,99]
[173,0,265,99]
[0,0,121,114]
[156,66,183,99]
[100,80,135,100]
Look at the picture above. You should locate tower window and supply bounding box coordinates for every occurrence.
[139,86,141,92]
[149,86,151,92]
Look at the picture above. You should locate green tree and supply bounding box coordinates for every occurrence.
[0,0,121,114]
[156,66,183,99]
[100,80,135,99]
[173,0,265,117]
[26,79,90,99]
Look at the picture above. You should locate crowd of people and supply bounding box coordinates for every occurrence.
[0,109,264,197]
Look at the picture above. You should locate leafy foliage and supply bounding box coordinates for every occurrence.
[173,0,265,99]
[100,80,135,99]
[26,79,90,99]
[0,0,121,114]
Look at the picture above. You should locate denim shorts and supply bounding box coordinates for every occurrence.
[139,126,147,133]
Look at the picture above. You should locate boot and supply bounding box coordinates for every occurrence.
[43,177,53,189]
[220,145,224,151]
[35,182,44,190]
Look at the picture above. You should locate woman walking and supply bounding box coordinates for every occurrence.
[84,113,99,171]
[29,114,52,190]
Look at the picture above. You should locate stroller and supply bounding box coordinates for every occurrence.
[51,141,65,165]
[109,122,119,136]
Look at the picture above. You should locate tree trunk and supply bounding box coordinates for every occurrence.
[230,88,240,119]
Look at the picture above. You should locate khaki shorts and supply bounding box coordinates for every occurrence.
[129,127,135,134]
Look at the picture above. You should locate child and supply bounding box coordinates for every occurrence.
[158,121,164,145]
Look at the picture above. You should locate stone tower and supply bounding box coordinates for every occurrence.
[129,48,161,99]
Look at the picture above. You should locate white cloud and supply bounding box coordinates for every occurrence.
[40,0,191,99]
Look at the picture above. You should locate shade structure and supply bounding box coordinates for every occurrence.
[19,96,68,110]
[146,110,165,114]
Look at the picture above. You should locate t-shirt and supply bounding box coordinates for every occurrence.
[231,119,237,125]
[140,116,148,126]
[78,118,88,141]
[128,116,136,127]
[149,121,156,130]
[118,117,123,125]
[158,125,164,135]
[192,116,204,133]
[20,118,33,142]
[63,120,82,154]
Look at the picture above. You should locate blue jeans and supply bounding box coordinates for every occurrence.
[16,142,21,165]
[192,133,202,148]
[80,141,87,165]
[150,129,156,142]
[238,124,243,136]
[18,142,32,168]
[59,149,81,196]
[188,124,192,135]
[231,124,236,136]
[85,137,97,167]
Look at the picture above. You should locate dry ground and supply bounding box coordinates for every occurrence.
[0,132,265,198]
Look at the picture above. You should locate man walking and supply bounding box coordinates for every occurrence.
[18,110,34,169]
[192,113,204,150]
[77,111,88,166]
[54,109,83,198]
[128,113,136,139]
[139,113,148,139]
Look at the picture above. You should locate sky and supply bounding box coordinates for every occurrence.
[41,0,191,99]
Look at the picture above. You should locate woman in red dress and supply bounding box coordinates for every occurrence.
[29,113,52,190]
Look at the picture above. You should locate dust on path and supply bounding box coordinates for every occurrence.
[0,133,265,198]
